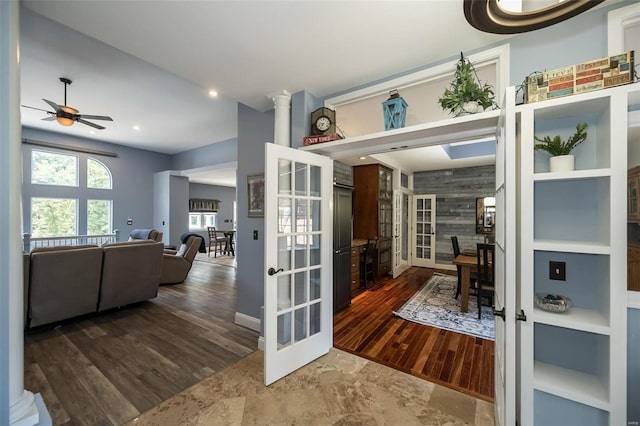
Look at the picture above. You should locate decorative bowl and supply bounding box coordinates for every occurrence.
[535,293,572,313]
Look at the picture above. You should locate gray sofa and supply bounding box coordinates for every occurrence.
[24,240,163,328]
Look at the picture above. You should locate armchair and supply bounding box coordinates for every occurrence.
[160,235,203,285]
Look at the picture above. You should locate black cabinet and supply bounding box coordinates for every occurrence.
[333,186,353,313]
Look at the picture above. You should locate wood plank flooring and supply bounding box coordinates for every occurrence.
[333,267,495,402]
[24,260,258,426]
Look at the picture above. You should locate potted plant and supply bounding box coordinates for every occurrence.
[438,52,497,116]
[534,122,588,172]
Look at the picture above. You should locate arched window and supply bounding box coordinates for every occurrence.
[87,157,112,189]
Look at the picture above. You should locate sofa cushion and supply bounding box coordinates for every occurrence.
[29,246,103,327]
[98,241,164,311]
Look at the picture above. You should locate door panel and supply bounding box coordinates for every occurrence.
[494,86,516,426]
[411,194,436,268]
[264,143,333,386]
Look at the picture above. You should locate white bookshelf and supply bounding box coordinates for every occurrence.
[518,84,633,426]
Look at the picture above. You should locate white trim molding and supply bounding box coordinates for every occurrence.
[325,44,510,110]
[608,2,640,55]
[629,291,640,309]
[234,311,261,332]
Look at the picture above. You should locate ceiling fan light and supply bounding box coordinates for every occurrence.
[56,116,74,127]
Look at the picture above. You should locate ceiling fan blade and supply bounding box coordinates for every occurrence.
[78,114,113,121]
[77,118,105,130]
[21,105,54,114]
[41,116,56,121]
[43,99,61,112]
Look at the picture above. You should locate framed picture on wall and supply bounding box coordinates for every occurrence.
[247,173,265,218]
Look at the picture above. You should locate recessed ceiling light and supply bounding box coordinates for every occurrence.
[208,89,218,97]
[133,125,140,131]
[359,156,367,160]
[89,130,95,135]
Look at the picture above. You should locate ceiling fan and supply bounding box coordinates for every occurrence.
[21,77,113,130]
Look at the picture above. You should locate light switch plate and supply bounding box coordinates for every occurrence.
[549,261,566,281]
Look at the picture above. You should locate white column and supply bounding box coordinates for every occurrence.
[1,1,43,425]
[270,90,291,147]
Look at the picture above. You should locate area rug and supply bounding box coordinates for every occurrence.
[394,273,495,340]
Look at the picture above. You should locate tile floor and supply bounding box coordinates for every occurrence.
[129,348,494,425]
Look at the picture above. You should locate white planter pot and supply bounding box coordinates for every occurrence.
[550,155,575,172]
[456,101,485,116]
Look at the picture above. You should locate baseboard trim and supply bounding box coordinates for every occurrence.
[258,336,264,351]
[234,312,261,332]
[436,263,457,272]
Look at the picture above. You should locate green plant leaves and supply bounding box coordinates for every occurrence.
[534,123,588,156]
[438,52,496,115]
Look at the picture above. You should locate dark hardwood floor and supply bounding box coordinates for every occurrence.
[24,260,258,426]
[333,267,495,402]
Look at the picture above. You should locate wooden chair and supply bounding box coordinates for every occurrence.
[207,227,228,257]
[475,243,495,319]
[360,237,377,289]
[452,236,477,299]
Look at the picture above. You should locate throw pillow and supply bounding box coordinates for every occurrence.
[176,244,188,257]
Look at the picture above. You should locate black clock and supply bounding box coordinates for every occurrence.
[310,107,336,135]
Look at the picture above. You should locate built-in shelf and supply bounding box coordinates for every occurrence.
[533,307,610,335]
[533,361,610,412]
[532,240,610,254]
[533,168,611,182]
[300,109,500,158]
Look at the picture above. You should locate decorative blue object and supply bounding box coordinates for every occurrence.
[382,90,408,130]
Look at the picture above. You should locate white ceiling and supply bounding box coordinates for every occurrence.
[19,1,511,185]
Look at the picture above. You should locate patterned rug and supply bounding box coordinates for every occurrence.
[394,273,495,340]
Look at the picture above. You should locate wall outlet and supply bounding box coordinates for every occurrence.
[549,261,566,281]
[127,217,133,225]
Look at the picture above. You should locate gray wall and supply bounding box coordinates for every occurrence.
[413,165,495,265]
[21,127,171,240]
[171,137,237,170]
[188,182,236,242]
[236,103,274,320]
[152,171,189,246]
[291,90,322,149]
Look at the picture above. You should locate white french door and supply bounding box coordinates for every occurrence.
[393,188,411,278]
[411,194,436,268]
[263,143,333,386]
[493,87,516,426]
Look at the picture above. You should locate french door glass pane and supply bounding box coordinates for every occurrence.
[277,236,292,271]
[294,271,307,306]
[310,165,321,197]
[294,307,307,342]
[277,313,291,349]
[278,198,292,233]
[310,302,321,336]
[295,162,307,196]
[277,274,291,311]
[310,268,321,300]
[279,159,292,195]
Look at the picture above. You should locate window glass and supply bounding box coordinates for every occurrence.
[31,150,78,186]
[203,213,217,228]
[189,213,202,230]
[31,197,77,237]
[87,158,112,189]
[87,200,112,235]
[189,213,217,230]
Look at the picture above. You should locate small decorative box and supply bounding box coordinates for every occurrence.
[535,293,572,313]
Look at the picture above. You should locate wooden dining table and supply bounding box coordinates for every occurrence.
[216,229,235,256]
[452,253,478,313]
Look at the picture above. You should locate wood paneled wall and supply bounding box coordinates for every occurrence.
[413,165,495,264]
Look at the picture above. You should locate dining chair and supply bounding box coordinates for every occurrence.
[361,237,377,289]
[475,243,495,319]
[207,226,229,257]
[451,236,463,299]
